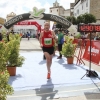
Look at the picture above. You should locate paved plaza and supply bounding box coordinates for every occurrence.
[7,38,100,100]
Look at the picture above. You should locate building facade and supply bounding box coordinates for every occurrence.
[74,0,100,22]
[0,17,6,32]
[6,12,16,21]
[49,0,70,17]
[74,0,90,17]
[70,3,75,16]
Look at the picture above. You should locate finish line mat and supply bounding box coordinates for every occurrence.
[8,52,100,91]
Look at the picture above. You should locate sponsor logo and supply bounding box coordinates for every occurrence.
[88,46,99,54]
[5,15,23,27]
[29,7,45,19]
[20,21,28,25]
[50,15,71,27]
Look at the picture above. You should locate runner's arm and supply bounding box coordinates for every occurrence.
[39,32,43,45]
[52,31,57,40]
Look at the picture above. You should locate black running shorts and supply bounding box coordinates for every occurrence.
[58,44,62,51]
[42,46,54,55]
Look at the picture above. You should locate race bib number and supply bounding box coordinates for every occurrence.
[44,38,52,45]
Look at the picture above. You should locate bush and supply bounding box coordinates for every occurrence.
[0,42,13,100]
[61,36,76,57]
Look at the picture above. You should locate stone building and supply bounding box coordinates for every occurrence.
[6,12,16,31]
[6,12,16,21]
[70,3,75,16]
[49,0,70,17]
[0,17,6,32]
[74,0,100,22]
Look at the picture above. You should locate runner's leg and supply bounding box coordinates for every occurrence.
[44,52,51,73]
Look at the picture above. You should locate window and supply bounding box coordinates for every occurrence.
[74,13,76,16]
[51,10,52,12]
[86,0,88,7]
[82,5,83,10]
[77,9,79,15]
[57,9,58,12]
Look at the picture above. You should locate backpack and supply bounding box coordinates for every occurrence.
[60,37,64,44]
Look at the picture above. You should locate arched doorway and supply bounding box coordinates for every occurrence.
[3,7,72,30]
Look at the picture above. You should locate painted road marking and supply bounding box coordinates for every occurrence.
[7,86,100,98]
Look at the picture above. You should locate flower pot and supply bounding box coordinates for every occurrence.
[7,67,16,76]
[67,57,74,64]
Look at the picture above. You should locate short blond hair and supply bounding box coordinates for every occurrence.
[44,22,50,26]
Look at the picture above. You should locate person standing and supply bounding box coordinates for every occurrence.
[6,32,9,42]
[27,32,30,40]
[57,30,64,59]
[39,22,56,79]
[0,33,2,41]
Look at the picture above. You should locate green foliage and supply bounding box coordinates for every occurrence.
[66,16,77,25]
[83,13,96,24]
[0,42,13,100]
[61,36,76,57]
[1,32,8,43]
[66,16,72,22]
[7,34,25,67]
[0,42,10,71]
[0,70,14,100]
[74,33,81,39]
[77,13,96,24]
[77,14,84,24]
[0,33,24,99]
[56,23,63,29]
[9,33,20,42]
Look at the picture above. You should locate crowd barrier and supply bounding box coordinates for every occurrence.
[73,38,100,66]
[73,38,85,65]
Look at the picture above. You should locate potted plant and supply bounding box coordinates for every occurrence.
[61,36,76,64]
[7,34,25,76]
[0,42,13,100]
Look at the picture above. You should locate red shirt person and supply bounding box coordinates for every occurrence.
[39,22,56,79]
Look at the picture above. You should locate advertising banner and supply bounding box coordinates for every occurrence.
[83,40,100,65]
[4,7,71,29]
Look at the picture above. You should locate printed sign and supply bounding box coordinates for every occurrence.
[83,40,100,65]
[44,38,52,45]
[4,7,71,29]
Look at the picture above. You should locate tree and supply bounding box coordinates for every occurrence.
[66,16,77,25]
[77,13,96,24]
[83,13,96,24]
[56,23,63,30]
[77,14,84,24]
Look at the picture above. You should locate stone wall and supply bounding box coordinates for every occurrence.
[90,0,100,20]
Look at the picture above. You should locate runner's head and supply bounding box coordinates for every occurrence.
[44,22,50,31]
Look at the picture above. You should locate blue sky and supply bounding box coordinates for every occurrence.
[0,0,75,18]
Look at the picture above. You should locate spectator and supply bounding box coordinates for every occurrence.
[27,32,30,40]
[6,32,9,41]
[57,30,64,59]
[0,33,2,41]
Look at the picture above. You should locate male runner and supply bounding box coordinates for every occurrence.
[39,22,56,79]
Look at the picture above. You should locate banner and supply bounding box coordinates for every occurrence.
[83,40,100,65]
[14,21,41,32]
[15,21,40,26]
[3,7,71,29]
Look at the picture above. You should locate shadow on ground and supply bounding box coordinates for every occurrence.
[35,79,58,100]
